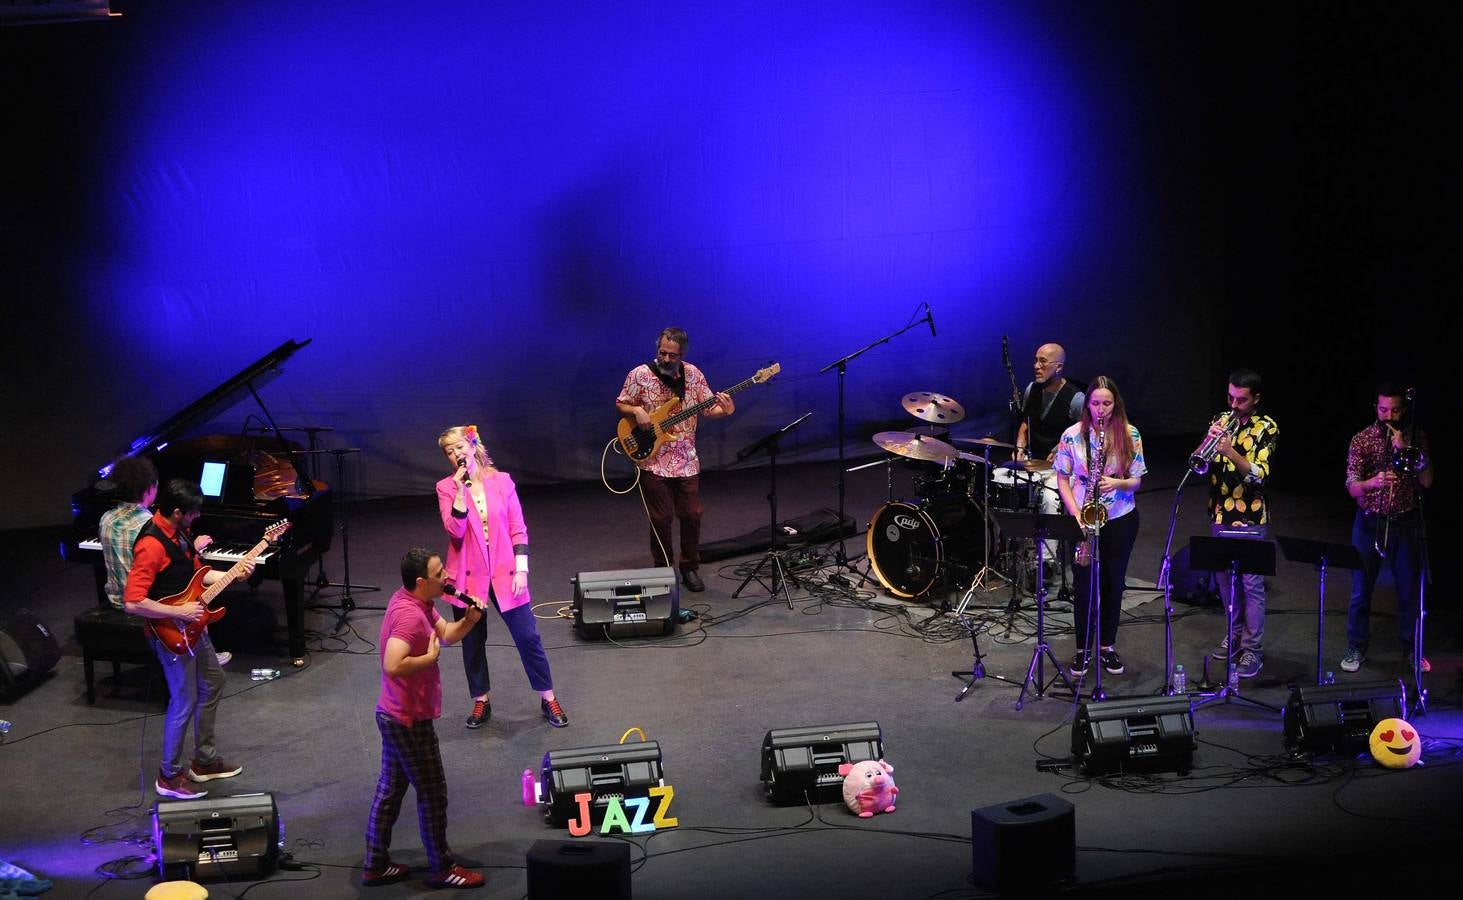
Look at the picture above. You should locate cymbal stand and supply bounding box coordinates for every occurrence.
[965,445,1006,591]
[845,456,894,589]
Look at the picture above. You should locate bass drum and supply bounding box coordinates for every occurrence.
[866,497,988,598]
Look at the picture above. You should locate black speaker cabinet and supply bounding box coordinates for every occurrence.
[971,793,1075,893]
[539,741,664,827]
[760,721,883,805]
[0,608,61,699]
[527,839,632,899]
[153,792,279,881]
[572,568,679,638]
[1072,695,1196,775]
[1283,679,1403,754]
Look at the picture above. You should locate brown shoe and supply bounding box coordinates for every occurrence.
[189,757,243,782]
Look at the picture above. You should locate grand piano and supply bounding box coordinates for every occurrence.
[66,338,334,663]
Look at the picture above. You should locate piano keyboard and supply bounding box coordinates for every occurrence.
[77,537,276,566]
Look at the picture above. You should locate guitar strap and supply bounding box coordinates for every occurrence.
[649,361,686,400]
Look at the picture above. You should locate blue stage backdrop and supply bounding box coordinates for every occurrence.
[2,1,1224,528]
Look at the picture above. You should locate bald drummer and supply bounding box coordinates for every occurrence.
[1011,343,1084,564]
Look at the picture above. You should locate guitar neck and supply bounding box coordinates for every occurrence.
[199,536,270,603]
[663,374,761,429]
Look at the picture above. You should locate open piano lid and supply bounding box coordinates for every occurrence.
[100,338,311,478]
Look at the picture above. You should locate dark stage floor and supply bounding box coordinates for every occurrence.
[2,448,1460,898]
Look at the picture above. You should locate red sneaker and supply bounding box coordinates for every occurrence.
[156,771,207,800]
[425,864,484,889]
[363,862,410,886]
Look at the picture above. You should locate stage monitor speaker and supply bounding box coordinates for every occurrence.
[153,792,279,882]
[1283,678,1403,754]
[0,608,61,700]
[539,741,664,827]
[1071,695,1196,775]
[572,568,679,638]
[760,721,883,805]
[527,839,632,899]
[971,793,1075,894]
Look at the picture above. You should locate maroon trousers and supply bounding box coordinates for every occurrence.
[641,471,702,572]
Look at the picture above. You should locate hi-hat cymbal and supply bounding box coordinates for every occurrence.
[999,458,1053,472]
[873,431,958,463]
[901,391,965,424]
[953,435,1016,450]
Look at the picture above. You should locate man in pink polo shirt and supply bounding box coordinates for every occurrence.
[363,547,486,890]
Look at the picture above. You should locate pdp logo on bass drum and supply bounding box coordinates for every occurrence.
[885,514,923,541]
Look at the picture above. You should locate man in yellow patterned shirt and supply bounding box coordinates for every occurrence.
[1204,369,1278,678]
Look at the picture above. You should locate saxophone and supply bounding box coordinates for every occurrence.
[1074,418,1108,568]
[1079,417,1109,529]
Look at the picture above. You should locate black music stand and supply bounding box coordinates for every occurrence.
[1276,536,1364,687]
[1190,535,1279,712]
[954,511,1082,708]
[733,413,813,609]
[296,446,381,627]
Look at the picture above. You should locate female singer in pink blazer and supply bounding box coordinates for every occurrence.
[436,425,567,728]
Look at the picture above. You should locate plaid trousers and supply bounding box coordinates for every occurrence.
[365,711,453,872]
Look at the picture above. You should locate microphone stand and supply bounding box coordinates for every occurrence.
[818,309,935,571]
[1404,390,1431,718]
[1155,467,1197,696]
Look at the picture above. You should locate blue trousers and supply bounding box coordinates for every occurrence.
[1348,510,1422,649]
[452,588,553,697]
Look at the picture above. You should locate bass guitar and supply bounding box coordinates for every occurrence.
[147,519,292,655]
[617,362,781,466]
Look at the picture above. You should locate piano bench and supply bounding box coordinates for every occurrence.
[73,607,166,704]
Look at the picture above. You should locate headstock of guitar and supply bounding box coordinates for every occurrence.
[753,362,781,384]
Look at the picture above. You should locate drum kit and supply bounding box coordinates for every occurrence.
[864,391,1054,600]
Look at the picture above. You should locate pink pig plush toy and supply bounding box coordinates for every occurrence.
[837,758,898,817]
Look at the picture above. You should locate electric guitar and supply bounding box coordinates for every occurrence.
[147,519,292,655]
[617,363,781,466]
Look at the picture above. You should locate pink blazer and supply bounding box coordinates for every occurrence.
[435,470,530,612]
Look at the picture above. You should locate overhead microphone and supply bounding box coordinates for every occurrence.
[925,303,937,338]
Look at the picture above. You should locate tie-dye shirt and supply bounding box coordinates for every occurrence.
[1054,422,1147,521]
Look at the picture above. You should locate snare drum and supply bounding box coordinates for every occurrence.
[987,467,1037,511]
[867,496,987,598]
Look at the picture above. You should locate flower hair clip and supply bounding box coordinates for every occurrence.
[464,425,480,446]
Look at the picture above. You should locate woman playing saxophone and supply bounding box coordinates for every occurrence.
[1054,376,1147,678]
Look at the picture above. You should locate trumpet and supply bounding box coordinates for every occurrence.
[1078,417,1109,530]
[1188,411,1240,475]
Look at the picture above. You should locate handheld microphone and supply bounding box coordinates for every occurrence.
[925,303,937,337]
[458,457,472,486]
[441,584,483,610]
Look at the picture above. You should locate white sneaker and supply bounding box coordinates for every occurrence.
[216,651,233,667]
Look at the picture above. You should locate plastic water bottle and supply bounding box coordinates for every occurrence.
[0,719,11,736]
[1173,664,1187,694]
[1228,664,1240,694]
[521,768,537,806]
[1324,671,1336,685]
[250,668,281,681]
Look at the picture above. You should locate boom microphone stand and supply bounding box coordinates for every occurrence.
[818,304,936,571]
[1154,468,1197,696]
[296,446,381,629]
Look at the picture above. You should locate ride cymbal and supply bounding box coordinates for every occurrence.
[953,435,1015,450]
[872,431,958,463]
